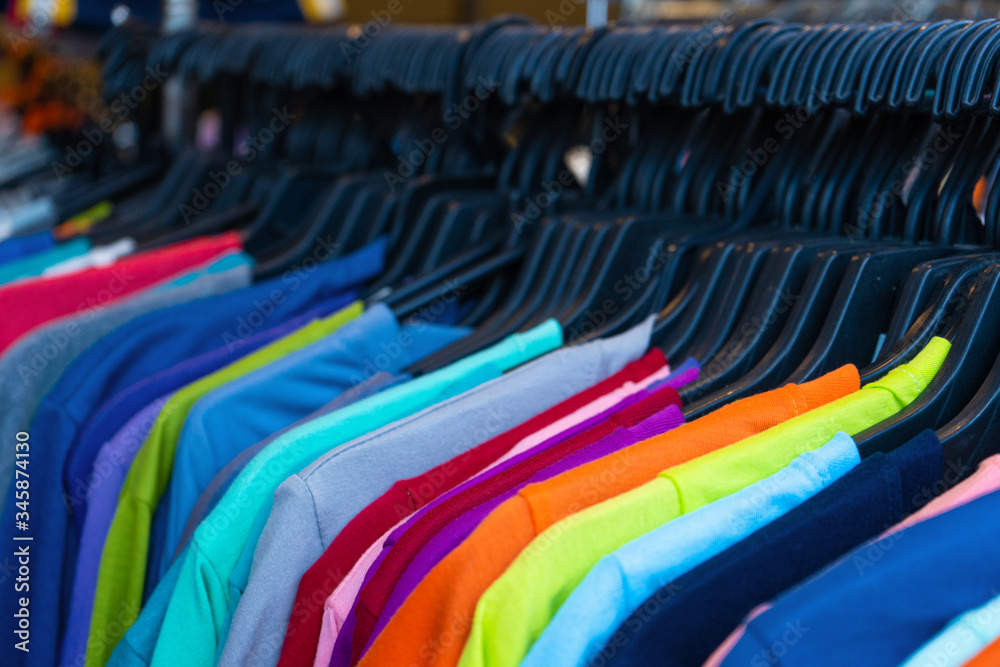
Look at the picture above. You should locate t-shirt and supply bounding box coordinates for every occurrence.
[964,635,1000,666]
[91,302,364,647]
[0,229,54,265]
[62,397,173,667]
[599,429,945,667]
[154,306,470,581]
[0,244,380,667]
[0,232,242,353]
[62,237,387,520]
[128,321,564,667]
[360,391,690,659]
[216,321,655,667]
[485,363,697,472]
[175,372,410,560]
[313,366,690,667]
[277,352,670,667]
[521,433,861,667]
[457,337,950,667]
[899,593,1000,667]
[0,251,252,512]
[0,237,91,284]
[884,453,1000,537]
[717,487,1000,667]
[65,301,344,533]
[358,367,861,667]
[342,384,685,665]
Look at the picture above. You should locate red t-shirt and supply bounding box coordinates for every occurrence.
[0,232,243,353]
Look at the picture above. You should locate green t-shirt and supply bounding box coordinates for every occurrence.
[458,336,952,667]
[139,321,564,667]
[87,302,363,667]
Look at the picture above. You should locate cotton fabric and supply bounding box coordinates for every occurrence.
[457,337,949,667]
[600,429,945,667]
[277,351,670,667]
[134,321,563,667]
[359,366,860,667]
[717,487,1000,667]
[521,433,861,667]
[218,321,653,667]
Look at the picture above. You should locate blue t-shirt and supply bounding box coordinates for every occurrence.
[64,302,339,533]
[0,239,385,667]
[602,429,944,667]
[721,456,1000,667]
[0,230,54,266]
[64,238,385,532]
[151,304,469,582]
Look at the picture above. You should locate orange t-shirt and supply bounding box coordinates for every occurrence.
[964,636,1000,667]
[358,364,861,667]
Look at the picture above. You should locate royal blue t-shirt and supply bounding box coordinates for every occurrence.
[0,239,385,667]
[602,430,944,667]
[0,230,53,266]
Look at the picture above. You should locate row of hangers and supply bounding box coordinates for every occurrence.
[30,16,1000,491]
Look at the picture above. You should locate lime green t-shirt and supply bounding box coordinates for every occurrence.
[86,301,363,666]
[458,336,951,667]
[141,321,564,667]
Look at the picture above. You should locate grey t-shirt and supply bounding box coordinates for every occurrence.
[217,317,655,667]
[0,257,251,509]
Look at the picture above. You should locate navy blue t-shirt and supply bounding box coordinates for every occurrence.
[600,430,944,667]
[720,477,1000,666]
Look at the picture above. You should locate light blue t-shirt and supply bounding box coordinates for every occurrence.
[900,593,1000,667]
[145,321,564,667]
[152,304,471,582]
[521,432,862,667]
